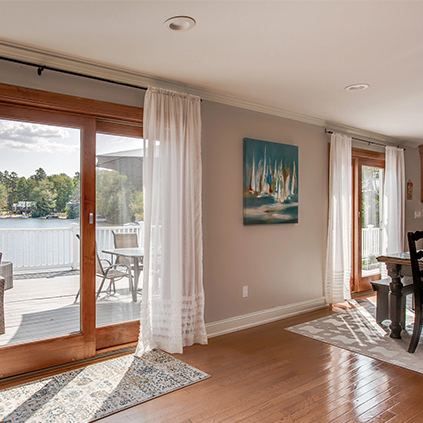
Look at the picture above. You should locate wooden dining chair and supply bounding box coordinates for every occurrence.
[407,230,423,353]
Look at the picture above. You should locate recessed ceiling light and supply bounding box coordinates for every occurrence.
[344,83,370,92]
[164,16,196,32]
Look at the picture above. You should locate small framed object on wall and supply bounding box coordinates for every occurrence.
[243,137,298,225]
[407,179,413,200]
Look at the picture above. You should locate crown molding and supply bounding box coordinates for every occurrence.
[0,39,409,147]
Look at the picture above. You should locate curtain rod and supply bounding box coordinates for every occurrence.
[0,56,203,101]
[0,55,148,91]
[325,129,405,150]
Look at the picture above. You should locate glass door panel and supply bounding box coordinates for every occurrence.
[95,132,143,327]
[0,118,81,347]
[361,166,384,278]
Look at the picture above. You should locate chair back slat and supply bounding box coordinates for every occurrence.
[407,230,423,352]
[408,231,423,298]
[113,232,139,248]
[77,233,104,276]
[112,232,138,265]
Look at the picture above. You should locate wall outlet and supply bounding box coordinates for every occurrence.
[415,211,422,219]
[242,285,248,298]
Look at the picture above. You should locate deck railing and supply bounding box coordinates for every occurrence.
[0,223,144,271]
[362,225,381,261]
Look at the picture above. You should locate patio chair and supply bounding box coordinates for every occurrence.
[112,231,143,268]
[112,231,143,297]
[407,230,423,353]
[74,235,133,302]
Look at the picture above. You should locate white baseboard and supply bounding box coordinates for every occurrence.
[205,297,327,338]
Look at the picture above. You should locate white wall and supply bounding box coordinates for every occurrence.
[1,60,328,328]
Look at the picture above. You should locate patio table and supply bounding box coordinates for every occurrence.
[102,248,144,302]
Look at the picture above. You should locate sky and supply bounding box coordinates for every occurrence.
[0,119,143,178]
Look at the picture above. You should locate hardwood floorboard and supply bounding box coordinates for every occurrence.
[382,392,423,422]
[97,295,423,422]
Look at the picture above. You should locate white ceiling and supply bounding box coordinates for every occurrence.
[0,1,422,145]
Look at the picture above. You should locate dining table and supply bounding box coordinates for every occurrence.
[102,247,144,302]
[376,252,422,339]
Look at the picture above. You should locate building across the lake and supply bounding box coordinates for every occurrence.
[12,201,37,212]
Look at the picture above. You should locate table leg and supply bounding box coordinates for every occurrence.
[132,261,139,303]
[387,263,404,339]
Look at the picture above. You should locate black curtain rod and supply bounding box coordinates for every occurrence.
[325,129,405,150]
[0,55,148,91]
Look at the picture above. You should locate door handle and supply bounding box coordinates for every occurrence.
[89,213,94,224]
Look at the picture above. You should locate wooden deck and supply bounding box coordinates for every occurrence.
[1,270,141,347]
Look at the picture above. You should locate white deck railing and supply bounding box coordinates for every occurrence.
[0,223,144,271]
[362,225,381,260]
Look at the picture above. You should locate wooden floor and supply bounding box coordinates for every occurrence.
[1,270,141,347]
[98,300,423,423]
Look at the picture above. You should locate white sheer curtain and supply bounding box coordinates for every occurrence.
[135,86,208,356]
[382,146,405,256]
[325,133,352,304]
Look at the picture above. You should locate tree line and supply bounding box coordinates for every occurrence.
[0,168,143,224]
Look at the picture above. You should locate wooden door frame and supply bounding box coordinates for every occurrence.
[0,83,143,378]
[351,148,385,293]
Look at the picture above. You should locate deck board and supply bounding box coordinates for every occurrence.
[1,270,141,347]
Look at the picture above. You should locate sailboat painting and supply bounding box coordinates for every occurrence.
[243,138,298,225]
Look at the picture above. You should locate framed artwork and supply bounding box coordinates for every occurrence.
[243,138,298,225]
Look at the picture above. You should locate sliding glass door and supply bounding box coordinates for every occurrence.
[0,84,143,378]
[0,118,82,347]
[0,104,96,378]
[95,131,143,328]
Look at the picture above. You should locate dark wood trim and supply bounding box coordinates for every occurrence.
[80,118,97,357]
[96,120,143,138]
[0,82,143,125]
[96,321,140,351]
[352,147,385,167]
[0,102,91,129]
[0,334,87,379]
[352,157,360,293]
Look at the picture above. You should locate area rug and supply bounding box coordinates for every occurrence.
[0,349,210,423]
[286,300,423,375]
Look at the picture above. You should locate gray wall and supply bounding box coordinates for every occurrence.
[201,101,328,322]
[2,60,328,325]
[405,147,423,242]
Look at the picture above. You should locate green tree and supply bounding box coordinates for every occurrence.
[8,171,18,209]
[66,180,80,219]
[48,173,74,212]
[130,190,144,222]
[16,177,29,202]
[32,167,47,182]
[32,179,57,217]
[0,183,7,212]
[96,169,134,224]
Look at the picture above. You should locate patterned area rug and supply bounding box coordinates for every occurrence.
[0,350,210,423]
[286,300,423,375]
